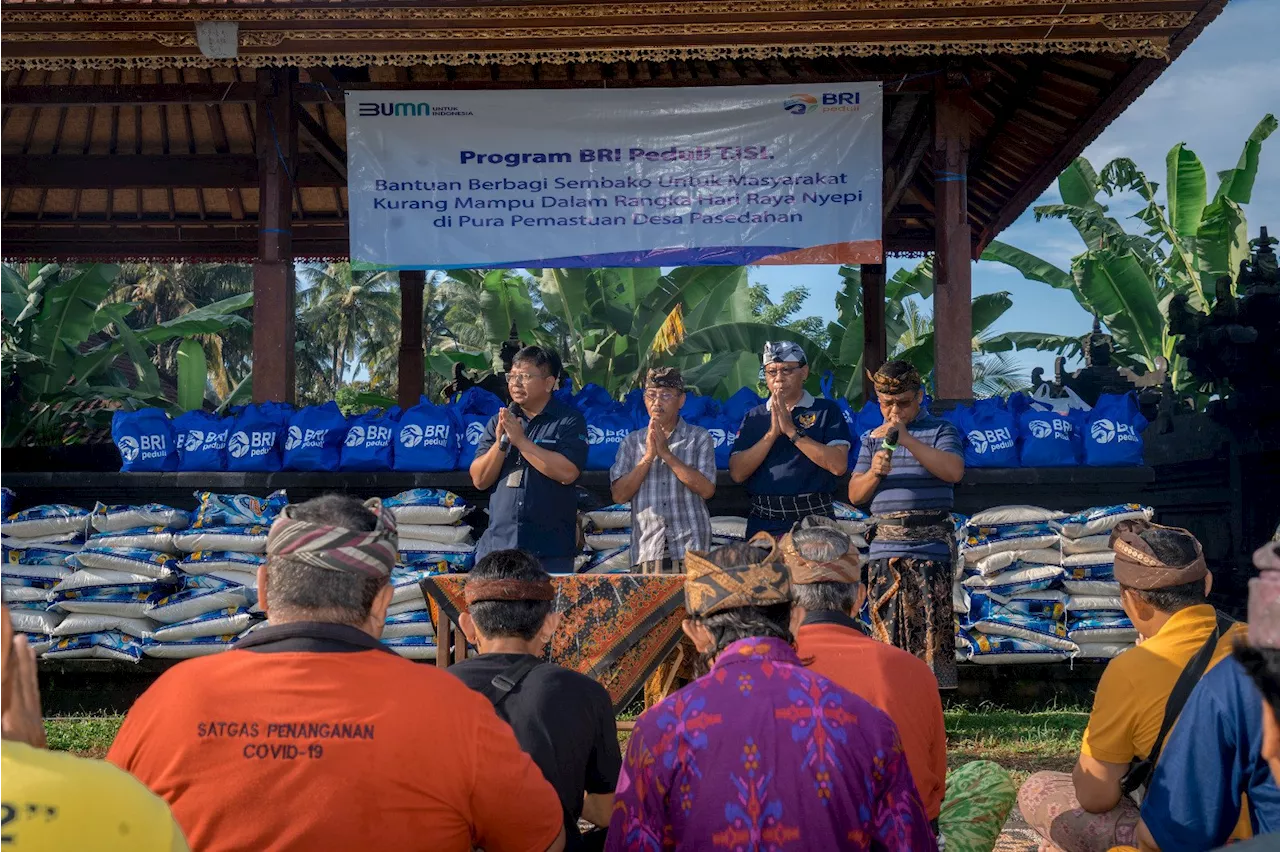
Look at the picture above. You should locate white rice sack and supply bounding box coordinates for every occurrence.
[2,563,70,587]
[396,539,473,554]
[968,505,1068,525]
[382,610,435,639]
[51,613,159,640]
[398,549,474,573]
[21,633,54,656]
[173,525,269,554]
[1073,642,1131,660]
[383,636,437,660]
[833,502,871,527]
[203,569,258,591]
[2,586,52,605]
[585,531,631,551]
[1062,552,1116,581]
[53,567,167,593]
[146,580,250,624]
[1063,580,1122,596]
[962,565,1064,596]
[8,608,63,634]
[584,546,633,574]
[386,599,430,617]
[971,549,1062,577]
[390,569,435,605]
[1060,534,1113,555]
[710,516,748,541]
[1069,626,1139,645]
[583,504,632,531]
[1066,594,1124,613]
[191,490,287,528]
[53,592,159,619]
[152,608,254,643]
[91,503,190,533]
[396,524,473,545]
[89,526,177,552]
[973,621,1078,653]
[1057,504,1153,539]
[961,528,1060,560]
[1,531,85,547]
[44,632,143,663]
[3,544,82,565]
[382,489,469,525]
[180,550,266,575]
[957,630,1068,665]
[67,547,178,581]
[1,505,89,539]
[143,635,237,659]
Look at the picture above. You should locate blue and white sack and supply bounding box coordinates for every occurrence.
[91,504,189,534]
[146,575,251,624]
[112,408,178,472]
[226,402,291,472]
[1057,504,1153,539]
[0,488,12,518]
[957,630,1068,665]
[173,410,232,472]
[452,388,503,467]
[583,504,631,532]
[282,402,348,472]
[180,551,266,576]
[965,589,1075,651]
[382,609,435,639]
[51,613,158,640]
[383,489,469,525]
[173,525,270,555]
[394,397,461,472]
[397,547,474,573]
[88,527,178,553]
[383,636,437,660]
[389,568,437,606]
[954,398,1019,468]
[143,634,239,659]
[962,564,1065,597]
[44,632,143,662]
[8,608,63,635]
[151,607,255,643]
[340,407,401,472]
[580,546,632,574]
[1083,393,1148,467]
[1061,551,1117,582]
[1019,407,1081,467]
[50,569,169,618]
[67,547,178,581]
[2,557,71,588]
[2,505,89,540]
[192,490,287,528]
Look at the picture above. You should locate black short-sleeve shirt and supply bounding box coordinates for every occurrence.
[449,654,621,851]
[732,392,851,498]
[474,397,588,573]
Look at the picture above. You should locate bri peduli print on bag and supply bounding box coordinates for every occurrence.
[112,408,178,472]
[226,402,292,472]
[1083,392,1148,466]
[282,402,348,472]
[340,407,401,472]
[394,397,461,472]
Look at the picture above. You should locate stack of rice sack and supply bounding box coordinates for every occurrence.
[2,504,92,656]
[710,515,748,547]
[957,506,1073,665]
[155,491,281,659]
[1058,504,1148,657]
[578,504,632,573]
[45,503,193,662]
[831,503,871,556]
[379,489,474,660]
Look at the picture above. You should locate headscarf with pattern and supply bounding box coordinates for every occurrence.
[1109,519,1208,591]
[266,497,398,579]
[779,517,862,585]
[868,360,923,396]
[684,533,791,617]
[1250,540,1280,650]
[762,341,807,366]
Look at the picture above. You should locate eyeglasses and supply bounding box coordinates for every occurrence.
[764,366,803,379]
[507,372,549,386]
[644,390,680,402]
[879,396,918,409]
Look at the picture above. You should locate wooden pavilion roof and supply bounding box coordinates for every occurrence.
[0,0,1228,261]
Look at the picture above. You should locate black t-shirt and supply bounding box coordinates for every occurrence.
[448,654,621,850]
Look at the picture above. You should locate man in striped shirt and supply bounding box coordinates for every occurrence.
[848,359,965,688]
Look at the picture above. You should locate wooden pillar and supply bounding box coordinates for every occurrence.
[398,270,426,409]
[932,79,974,402]
[861,263,887,401]
[251,67,298,404]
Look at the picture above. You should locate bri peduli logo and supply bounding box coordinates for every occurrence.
[587,425,629,446]
[399,423,452,449]
[1029,418,1073,441]
[783,92,861,115]
[967,427,1014,455]
[118,435,140,462]
[119,433,167,462]
[184,430,205,452]
[1090,419,1139,444]
[783,94,818,115]
[465,422,486,445]
[228,430,274,459]
[345,425,365,448]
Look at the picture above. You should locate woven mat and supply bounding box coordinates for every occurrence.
[422,573,686,712]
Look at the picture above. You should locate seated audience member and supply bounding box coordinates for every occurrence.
[450,549,621,852]
[606,534,935,851]
[1,605,188,851]
[783,518,1014,852]
[1019,521,1246,852]
[1135,541,1280,852]
[108,495,565,852]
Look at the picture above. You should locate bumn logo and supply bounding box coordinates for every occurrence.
[285,426,303,451]
[400,423,424,448]
[228,431,250,459]
[357,102,430,117]
[118,436,140,462]
[345,426,365,448]
[465,422,486,445]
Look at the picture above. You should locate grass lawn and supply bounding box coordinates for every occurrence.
[48,703,1088,784]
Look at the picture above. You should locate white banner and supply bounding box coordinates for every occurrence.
[345,83,882,269]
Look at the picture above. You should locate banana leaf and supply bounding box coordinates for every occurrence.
[675,322,835,388]
[479,269,538,346]
[1071,251,1164,367]
[1166,143,1207,238]
[176,339,208,412]
[980,241,1076,294]
[20,263,119,399]
[135,292,253,342]
[1196,197,1250,292]
[1214,114,1277,205]
[114,321,163,400]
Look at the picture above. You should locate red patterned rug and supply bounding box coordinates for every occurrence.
[422,574,687,712]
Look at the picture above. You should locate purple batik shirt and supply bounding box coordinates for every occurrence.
[606,637,937,852]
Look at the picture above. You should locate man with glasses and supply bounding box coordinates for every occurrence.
[848,359,964,689]
[610,367,716,575]
[728,341,850,537]
[471,345,588,574]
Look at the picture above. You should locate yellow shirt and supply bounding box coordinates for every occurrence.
[1,740,188,852]
[1080,604,1246,764]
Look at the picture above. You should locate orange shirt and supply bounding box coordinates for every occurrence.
[107,623,563,852]
[796,617,948,819]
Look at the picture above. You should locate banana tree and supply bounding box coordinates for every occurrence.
[980,114,1276,394]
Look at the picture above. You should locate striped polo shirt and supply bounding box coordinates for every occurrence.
[853,414,963,560]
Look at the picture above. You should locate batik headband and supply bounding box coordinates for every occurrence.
[646,367,685,392]
[684,533,791,617]
[779,520,862,585]
[868,363,922,396]
[1249,541,1280,650]
[1109,520,1208,591]
[464,577,556,605]
[763,341,807,366]
[266,498,398,579]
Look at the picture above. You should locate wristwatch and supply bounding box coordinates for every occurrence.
[789,427,807,444]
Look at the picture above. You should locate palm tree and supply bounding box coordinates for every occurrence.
[297,262,400,397]
[889,300,1030,397]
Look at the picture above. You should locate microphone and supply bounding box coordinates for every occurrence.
[880,426,900,454]
[498,403,523,451]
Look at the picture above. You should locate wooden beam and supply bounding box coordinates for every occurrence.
[932,78,973,403]
[0,222,348,260]
[296,108,347,182]
[883,95,932,225]
[861,263,887,402]
[252,67,298,405]
[1,82,334,107]
[398,270,426,410]
[1,154,345,189]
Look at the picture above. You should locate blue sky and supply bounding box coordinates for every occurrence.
[752,0,1280,378]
